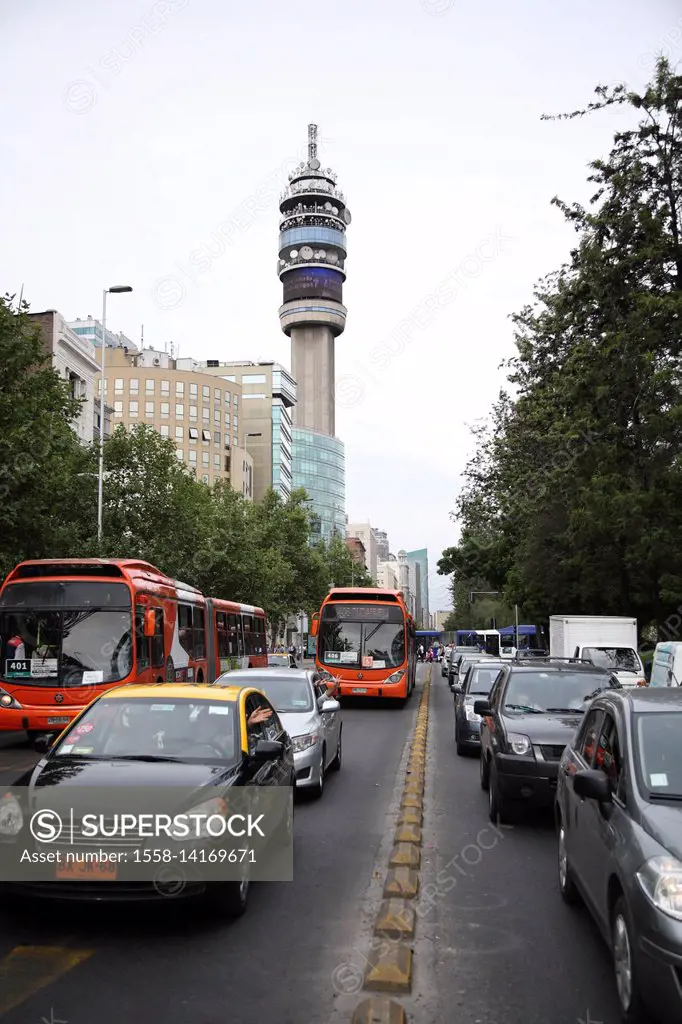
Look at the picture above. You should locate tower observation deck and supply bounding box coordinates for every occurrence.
[277,124,351,437]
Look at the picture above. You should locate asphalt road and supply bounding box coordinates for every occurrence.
[0,666,623,1023]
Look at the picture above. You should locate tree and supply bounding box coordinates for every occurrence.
[446,60,682,636]
[0,295,96,579]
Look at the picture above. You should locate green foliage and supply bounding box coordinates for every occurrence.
[443,60,682,638]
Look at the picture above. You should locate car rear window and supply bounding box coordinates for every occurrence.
[503,671,613,714]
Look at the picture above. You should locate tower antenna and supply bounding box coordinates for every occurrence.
[308,123,318,163]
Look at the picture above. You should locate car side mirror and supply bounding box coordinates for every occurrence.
[252,739,283,762]
[320,699,340,713]
[473,700,491,716]
[573,769,612,805]
[452,685,462,696]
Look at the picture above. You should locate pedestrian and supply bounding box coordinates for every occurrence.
[418,644,424,662]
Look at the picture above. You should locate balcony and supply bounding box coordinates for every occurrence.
[277,251,346,276]
[280,181,345,203]
[279,226,347,254]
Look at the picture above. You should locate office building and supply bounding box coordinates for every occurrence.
[345,522,383,580]
[98,345,253,498]
[68,316,137,352]
[178,360,296,503]
[29,310,100,445]
[406,548,429,627]
[278,124,350,541]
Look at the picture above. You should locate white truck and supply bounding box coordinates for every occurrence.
[549,616,646,687]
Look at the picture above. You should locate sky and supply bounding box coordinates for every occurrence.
[1,0,681,613]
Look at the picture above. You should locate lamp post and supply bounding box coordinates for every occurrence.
[98,285,133,544]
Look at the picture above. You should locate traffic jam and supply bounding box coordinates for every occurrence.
[443,615,682,1024]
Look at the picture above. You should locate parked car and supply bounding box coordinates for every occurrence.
[476,660,621,823]
[268,653,294,668]
[453,661,505,755]
[450,651,494,690]
[225,669,341,797]
[0,682,294,918]
[555,688,682,1024]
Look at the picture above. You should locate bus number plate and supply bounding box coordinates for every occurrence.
[352,688,367,694]
[48,717,70,725]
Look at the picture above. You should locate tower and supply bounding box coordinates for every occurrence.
[277,124,351,436]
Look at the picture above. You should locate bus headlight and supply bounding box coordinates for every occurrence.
[0,689,21,709]
[387,670,405,684]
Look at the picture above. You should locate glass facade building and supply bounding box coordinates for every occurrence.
[292,428,346,541]
[272,401,293,499]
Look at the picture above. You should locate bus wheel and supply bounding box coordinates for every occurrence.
[165,657,175,682]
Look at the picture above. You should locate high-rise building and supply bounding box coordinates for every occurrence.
[406,549,429,627]
[278,124,350,541]
[374,530,389,562]
[345,522,381,581]
[178,360,296,503]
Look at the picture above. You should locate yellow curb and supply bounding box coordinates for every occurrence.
[374,899,416,939]
[394,823,422,844]
[383,867,419,898]
[405,771,424,784]
[364,944,412,993]
[352,997,407,1024]
[400,794,423,810]
[397,808,422,827]
[389,843,421,869]
[404,777,424,791]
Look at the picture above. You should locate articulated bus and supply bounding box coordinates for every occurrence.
[311,588,416,702]
[0,559,266,739]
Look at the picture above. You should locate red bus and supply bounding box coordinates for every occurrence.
[0,559,266,739]
[311,588,416,702]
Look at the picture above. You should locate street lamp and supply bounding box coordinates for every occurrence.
[98,285,133,544]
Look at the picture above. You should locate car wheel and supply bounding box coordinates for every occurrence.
[480,750,490,790]
[557,820,580,905]
[488,760,514,824]
[209,877,250,919]
[330,729,342,771]
[612,895,648,1023]
[315,746,326,798]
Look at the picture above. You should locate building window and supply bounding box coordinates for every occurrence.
[114,378,123,394]
[188,450,197,464]
[189,405,198,422]
[114,401,123,417]
[202,408,210,423]
[160,402,170,419]
[233,394,239,406]
[130,379,139,394]
[202,452,210,467]
[146,379,155,393]
[202,429,211,442]
[214,431,221,446]
[202,474,209,484]
[176,381,184,396]
[224,412,231,426]
[214,409,221,423]
[176,449,184,460]
[243,394,266,400]
[189,427,199,440]
[129,400,139,417]
[175,426,183,439]
[161,380,170,396]
[214,453,220,468]
[160,425,170,437]
[214,387,221,400]
[242,374,266,384]
[145,402,154,417]
[175,403,184,418]
[233,435,239,447]
[190,383,198,398]
[202,385,210,399]
[224,392,232,404]
[233,415,239,428]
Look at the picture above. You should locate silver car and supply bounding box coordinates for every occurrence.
[224,669,341,797]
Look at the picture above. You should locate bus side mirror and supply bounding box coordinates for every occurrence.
[311,615,319,638]
[143,608,156,637]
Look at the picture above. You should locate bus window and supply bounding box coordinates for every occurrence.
[243,615,254,655]
[178,604,194,658]
[228,613,241,657]
[216,612,231,660]
[135,607,150,671]
[193,605,206,659]
[151,608,165,669]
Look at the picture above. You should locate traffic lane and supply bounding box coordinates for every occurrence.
[0,733,36,787]
[428,677,621,1024]
[0,672,425,1024]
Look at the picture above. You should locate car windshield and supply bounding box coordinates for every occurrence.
[51,698,239,764]
[466,666,502,695]
[583,647,640,672]
[268,655,290,666]
[250,675,313,713]
[636,712,682,800]
[503,671,613,714]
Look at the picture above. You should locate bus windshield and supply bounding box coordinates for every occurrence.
[0,581,133,687]
[319,604,406,669]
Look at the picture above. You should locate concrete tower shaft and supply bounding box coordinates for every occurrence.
[277,124,351,433]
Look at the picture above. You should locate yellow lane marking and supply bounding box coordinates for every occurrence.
[0,945,94,1017]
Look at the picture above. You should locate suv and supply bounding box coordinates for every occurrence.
[476,660,620,823]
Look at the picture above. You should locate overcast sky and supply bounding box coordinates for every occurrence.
[2,0,680,612]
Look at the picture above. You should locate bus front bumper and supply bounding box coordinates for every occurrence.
[0,704,81,733]
[337,677,407,698]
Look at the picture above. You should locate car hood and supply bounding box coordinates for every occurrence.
[17,757,238,792]
[503,712,583,743]
[278,709,318,738]
[640,803,682,861]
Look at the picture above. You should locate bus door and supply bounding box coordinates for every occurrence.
[134,600,167,683]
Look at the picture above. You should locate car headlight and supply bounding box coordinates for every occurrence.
[507,733,533,756]
[387,670,405,684]
[169,797,227,840]
[292,732,318,754]
[0,689,21,709]
[636,856,682,921]
[0,793,23,836]
[465,703,481,722]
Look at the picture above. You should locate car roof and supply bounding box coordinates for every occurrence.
[103,683,248,702]
[596,688,682,714]
[217,668,314,685]
[507,662,610,674]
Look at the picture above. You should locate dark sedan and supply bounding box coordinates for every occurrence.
[556,689,682,1024]
[453,661,505,755]
[0,683,294,918]
[477,662,621,823]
